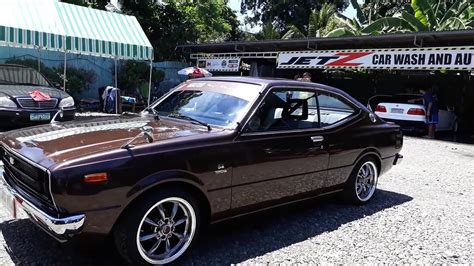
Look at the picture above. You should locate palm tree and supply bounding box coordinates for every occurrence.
[326,0,474,37]
[281,3,337,39]
[259,22,280,40]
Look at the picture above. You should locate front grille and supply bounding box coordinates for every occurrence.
[0,146,53,204]
[16,98,58,109]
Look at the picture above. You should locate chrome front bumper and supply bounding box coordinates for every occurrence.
[0,168,85,242]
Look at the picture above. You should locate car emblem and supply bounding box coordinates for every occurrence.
[215,163,227,174]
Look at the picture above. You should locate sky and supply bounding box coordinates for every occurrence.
[227,0,358,33]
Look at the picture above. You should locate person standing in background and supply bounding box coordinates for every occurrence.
[302,72,312,82]
[421,87,439,139]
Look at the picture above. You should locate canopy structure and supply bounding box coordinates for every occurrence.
[0,0,154,106]
[0,0,153,60]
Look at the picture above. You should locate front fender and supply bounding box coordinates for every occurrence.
[126,169,208,202]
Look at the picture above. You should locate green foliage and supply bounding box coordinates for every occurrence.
[60,0,108,9]
[117,61,164,95]
[175,0,240,43]
[120,1,197,60]
[58,66,96,97]
[351,0,366,24]
[281,25,305,39]
[259,22,280,40]
[120,0,241,59]
[361,16,414,33]
[279,3,338,39]
[360,0,411,23]
[328,0,473,37]
[412,0,437,26]
[240,0,349,33]
[60,0,88,6]
[90,0,109,10]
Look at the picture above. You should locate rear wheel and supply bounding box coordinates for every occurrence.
[114,189,200,265]
[342,156,379,204]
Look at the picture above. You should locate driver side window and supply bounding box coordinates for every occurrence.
[245,89,320,132]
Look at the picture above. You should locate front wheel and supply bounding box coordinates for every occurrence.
[114,189,200,265]
[341,157,379,204]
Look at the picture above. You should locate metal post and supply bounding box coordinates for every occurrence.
[63,51,67,91]
[148,59,153,106]
[114,57,118,88]
[37,47,41,72]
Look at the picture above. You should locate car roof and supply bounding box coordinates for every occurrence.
[196,76,347,93]
[190,76,366,110]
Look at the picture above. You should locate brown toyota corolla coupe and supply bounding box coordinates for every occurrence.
[0,77,403,264]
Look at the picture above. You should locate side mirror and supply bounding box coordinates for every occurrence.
[141,126,154,143]
[121,126,154,149]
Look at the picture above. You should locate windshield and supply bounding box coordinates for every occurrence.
[152,81,262,128]
[0,65,51,86]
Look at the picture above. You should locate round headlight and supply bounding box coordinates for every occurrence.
[0,97,17,108]
[59,97,75,108]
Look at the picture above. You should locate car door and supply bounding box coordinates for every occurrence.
[230,87,330,210]
[315,92,364,188]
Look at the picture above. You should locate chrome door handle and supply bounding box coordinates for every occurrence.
[310,136,324,143]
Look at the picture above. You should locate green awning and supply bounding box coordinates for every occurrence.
[0,0,153,61]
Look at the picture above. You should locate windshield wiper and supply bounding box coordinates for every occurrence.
[168,113,211,131]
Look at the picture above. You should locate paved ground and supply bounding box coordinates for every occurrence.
[0,136,473,265]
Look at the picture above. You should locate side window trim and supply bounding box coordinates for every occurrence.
[241,86,320,133]
[239,85,361,136]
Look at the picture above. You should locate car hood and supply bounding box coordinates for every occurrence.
[0,84,71,98]
[0,115,212,169]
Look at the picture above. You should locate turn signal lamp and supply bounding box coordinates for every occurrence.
[84,173,108,183]
[407,108,426,116]
[375,105,387,112]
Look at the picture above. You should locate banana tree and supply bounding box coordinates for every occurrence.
[326,0,473,37]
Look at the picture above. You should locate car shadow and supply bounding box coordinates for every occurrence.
[0,189,412,265]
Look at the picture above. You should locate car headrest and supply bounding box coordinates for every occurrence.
[282,98,308,120]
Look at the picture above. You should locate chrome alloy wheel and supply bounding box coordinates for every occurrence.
[136,197,196,264]
[355,161,378,202]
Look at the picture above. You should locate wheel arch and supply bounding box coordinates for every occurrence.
[112,170,212,233]
[353,148,382,173]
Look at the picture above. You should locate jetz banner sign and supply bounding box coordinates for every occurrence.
[197,58,241,72]
[277,47,474,70]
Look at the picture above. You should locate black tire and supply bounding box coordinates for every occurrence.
[341,156,379,205]
[114,188,201,265]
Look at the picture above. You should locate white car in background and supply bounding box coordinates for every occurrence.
[368,94,458,134]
